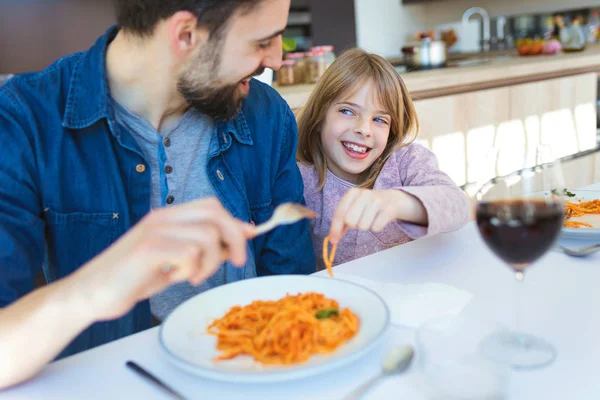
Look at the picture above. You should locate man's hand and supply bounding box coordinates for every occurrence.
[69,198,254,321]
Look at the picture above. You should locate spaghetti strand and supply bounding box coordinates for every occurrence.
[323,236,337,277]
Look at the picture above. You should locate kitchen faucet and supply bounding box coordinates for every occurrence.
[462,7,490,52]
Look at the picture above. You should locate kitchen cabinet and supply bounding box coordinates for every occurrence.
[413,72,598,187]
[308,0,357,53]
[509,73,597,161]
[413,87,510,186]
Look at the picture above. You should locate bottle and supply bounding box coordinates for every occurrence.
[544,16,556,40]
[307,50,326,83]
[589,10,600,41]
[313,45,336,69]
[560,17,586,52]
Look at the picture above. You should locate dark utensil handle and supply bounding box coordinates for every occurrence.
[126,361,187,400]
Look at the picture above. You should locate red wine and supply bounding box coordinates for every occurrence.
[476,199,564,270]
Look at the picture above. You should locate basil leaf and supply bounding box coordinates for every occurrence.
[315,309,339,319]
[552,188,576,198]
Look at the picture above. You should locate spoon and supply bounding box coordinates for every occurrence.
[554,243,600,257]
[342,345,415,400]
[252,203,316,237]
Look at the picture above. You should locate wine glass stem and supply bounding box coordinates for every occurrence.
[515,270,525,346]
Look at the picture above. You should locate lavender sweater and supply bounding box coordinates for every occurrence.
[299,143,470,269]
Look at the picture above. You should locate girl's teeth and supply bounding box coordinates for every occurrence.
[344,142,367,153]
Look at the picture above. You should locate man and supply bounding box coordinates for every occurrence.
[0,199,252,389]
[0,0,314,376]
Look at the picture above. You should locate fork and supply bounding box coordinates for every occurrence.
[162,203,316,273]
[553,243,600,257]
[252,203,317,237]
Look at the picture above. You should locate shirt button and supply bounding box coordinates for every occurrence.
[166,195,175,205]
[136,164,146,173]
[164,138,171,147]
[165,165,173,174]
[216,170,225,181]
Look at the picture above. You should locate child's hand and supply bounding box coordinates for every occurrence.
[329,188,427,244]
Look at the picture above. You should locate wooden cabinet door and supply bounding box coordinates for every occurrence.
[509,73,597,162]
[413,87,510,186]
[413,72,598,188]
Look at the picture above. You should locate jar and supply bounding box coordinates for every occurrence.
[313,45,336,69]
[284,52,306,83]
[306,50,326,83]
[560,18,586,52]
[277,60,296,86]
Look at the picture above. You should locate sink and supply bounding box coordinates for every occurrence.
[448,54,514,68]
[392,53,515,74]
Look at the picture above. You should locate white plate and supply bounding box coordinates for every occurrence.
[561,190,600,240]
[159,275,390,383]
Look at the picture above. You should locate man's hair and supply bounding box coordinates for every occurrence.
[114,0,263,38]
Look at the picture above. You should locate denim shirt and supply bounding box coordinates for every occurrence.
[0,27,315,357]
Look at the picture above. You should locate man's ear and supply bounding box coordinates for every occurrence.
[167,11,208,58]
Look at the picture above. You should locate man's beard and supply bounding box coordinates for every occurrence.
[178,79,243,122]
[177,41,264,121]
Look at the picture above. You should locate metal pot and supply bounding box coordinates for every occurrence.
[401,38,447,69]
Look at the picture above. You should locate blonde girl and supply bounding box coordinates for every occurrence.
[297,48,470,268]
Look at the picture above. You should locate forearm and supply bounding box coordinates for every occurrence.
[398,185,470,235]
[0,275,93,389]
[393,190,428,226]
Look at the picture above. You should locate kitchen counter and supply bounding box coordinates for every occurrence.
[276,45,600,109]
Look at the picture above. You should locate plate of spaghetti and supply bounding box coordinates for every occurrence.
[560,190,600,239]
[159,275,390,382]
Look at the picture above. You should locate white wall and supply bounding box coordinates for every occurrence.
[353,0,427,57]
[353,0,600,57]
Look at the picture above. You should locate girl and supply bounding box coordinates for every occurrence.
[297,48,470,269]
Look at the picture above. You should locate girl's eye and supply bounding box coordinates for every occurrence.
[340,108,354,116]
[374,117,389,124]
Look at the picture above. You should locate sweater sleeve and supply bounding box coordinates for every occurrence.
[391,143,470,239]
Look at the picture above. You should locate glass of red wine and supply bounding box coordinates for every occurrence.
[475,145,565,369]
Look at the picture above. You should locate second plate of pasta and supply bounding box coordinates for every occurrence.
[159,275,390,383]
[560,190,600,240]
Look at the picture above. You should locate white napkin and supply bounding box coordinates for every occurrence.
[332,273,473,328]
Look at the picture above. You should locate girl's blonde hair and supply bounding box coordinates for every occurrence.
[297,48,419,189]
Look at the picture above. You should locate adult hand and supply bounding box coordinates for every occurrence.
[71,197,254,321]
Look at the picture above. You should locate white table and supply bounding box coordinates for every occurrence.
[3,184,600,400]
